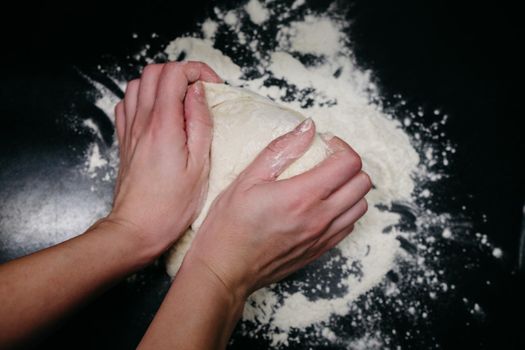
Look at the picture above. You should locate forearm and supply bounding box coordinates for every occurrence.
[0,218,156,347]
[138,254,245,350]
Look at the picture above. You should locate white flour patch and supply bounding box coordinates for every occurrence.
[245,0,269,25]
[74,1,503,348]
[202,19,218,40]
[492,248,503,258]
[278,15,344,56]
[85,143,107,176]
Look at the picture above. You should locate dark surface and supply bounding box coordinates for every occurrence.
[0,0,523,349]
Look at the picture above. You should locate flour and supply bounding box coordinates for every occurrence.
[244,0,269,25]
[202,19,218,40]
[165,38,242,83]
[278,15,344,56]
[72,1,505,348]
[85,143,107,176]
[492,248,503,258]
[223,10,239,27]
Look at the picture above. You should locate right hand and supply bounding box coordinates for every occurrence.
[184,118,372,301]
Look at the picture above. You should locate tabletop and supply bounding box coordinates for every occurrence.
[0,1,523,349]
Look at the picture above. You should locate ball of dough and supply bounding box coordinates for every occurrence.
[166,83,330,277]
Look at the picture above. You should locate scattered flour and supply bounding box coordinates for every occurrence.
[223,10,239,27]
[70,1,504,348]
[202,19,218,40]
[492,248,503,258]
[244,0,269,25]
[291,0,306,10]
[278,15,344,56]
[85,143,107,176]
[442,228,452,239]
[161,11,419,339]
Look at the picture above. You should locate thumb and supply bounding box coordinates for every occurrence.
[184,82,213,166]
[243,118,316,182]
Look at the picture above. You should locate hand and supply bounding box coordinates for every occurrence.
[106,61,222,259]
[185,118,372,300]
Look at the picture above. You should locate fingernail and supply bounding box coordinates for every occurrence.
[320,132,335,142]
[293,118,313,134]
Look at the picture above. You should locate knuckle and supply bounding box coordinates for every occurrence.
[187,61,219,81]
[341,150,362,172]
[309,221,326,236]
[177,61,200,81]
[331,148,362,176]
[318,184,333,199]
[285,197,319,225]
[305,213,330,236]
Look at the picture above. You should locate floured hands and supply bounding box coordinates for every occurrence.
[107,62,222,258]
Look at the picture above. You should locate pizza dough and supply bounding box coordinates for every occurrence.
[165,82,330,277]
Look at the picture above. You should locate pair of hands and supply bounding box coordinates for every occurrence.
[109,61,372,300]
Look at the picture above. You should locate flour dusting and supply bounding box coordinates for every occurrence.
[74,1,503,348]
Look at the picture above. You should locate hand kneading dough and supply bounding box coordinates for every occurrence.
[165,83,331,277]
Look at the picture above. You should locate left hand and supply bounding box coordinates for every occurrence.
[106,61,222,258]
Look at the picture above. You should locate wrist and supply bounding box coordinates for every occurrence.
[104,206,191,258]
[90,216,160,267]
[181,251,246,318]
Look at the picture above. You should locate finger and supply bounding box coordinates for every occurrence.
[152,61,222,129]
[271,199,365,271]
[314,199,368,253]
[325,198,368,237]
[305,223,354,264]
[242,118,316,182]
[184,82,213,166]
[155,61,222,114]
[114,102,126,150]
[271,224,354,283]
[326,171,372,216]
[277,136,362,199]
[124,79,140,142]
[133,64,165,138]
[269,199,367,274]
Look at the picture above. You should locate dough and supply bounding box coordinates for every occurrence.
[165,83,330,277]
